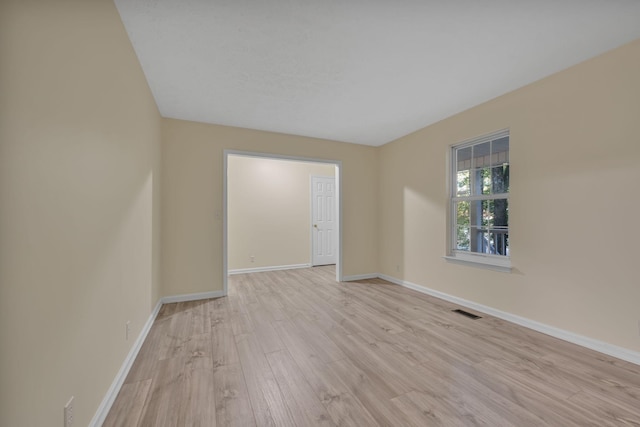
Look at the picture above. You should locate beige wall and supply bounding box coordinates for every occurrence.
[0,1,161,426]
[161,118,378,296]
[228,156,335,271]
[1,1,638,423]
[378,39,640,353]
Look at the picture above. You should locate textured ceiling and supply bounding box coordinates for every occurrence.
[114,0,640,146]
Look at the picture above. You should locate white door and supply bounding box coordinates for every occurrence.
[311,176,337,266]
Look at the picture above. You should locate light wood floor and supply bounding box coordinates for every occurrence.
[104,266,640,426]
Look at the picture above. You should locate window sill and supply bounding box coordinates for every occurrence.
[443,254,511,273]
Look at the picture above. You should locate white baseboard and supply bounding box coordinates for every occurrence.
[90,288,226,425]
[89,300,162,427]
[228,263,311,275]
[161,290,226,304]
[342,273,379,281]
[378,273,640,366]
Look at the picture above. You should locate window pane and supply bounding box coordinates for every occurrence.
[455,201,470,227]
[493,198,508,228]
[479,199,508,228]
[492,136,509,167]
[491,165,509,194]
[457,146,472,172]
[472,141,491,169]
[455,201,470,250]
[456,225,470,251]
[482,199,493,227]
[468,226,484,253]
[473,165,509,196]
[456,170,470,197]
[468,199,478,223]
[481,230,491,254]
[481,168,491,195]
[470,167,491,196]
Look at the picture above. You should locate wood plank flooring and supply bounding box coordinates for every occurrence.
[104,266,640,426]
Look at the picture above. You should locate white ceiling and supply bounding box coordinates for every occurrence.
[114,0,640,146]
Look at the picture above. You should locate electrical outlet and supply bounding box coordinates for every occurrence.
[126,321,131,341]
[64,396,74,427]
[396,264,400,272]
[250,255,255,263]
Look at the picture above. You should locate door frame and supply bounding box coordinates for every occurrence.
[310,175,337,267]
[223,150,343,296]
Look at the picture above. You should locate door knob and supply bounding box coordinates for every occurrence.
[313,224,318,228]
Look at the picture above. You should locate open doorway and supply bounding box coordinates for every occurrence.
[223,150,342,295]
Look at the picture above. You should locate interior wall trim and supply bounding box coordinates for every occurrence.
[89,301,162,427]
[378,273,640,366]
[90,290,225,425]
[228,263,311,276]
[342,273,379,281]
[160,290,225,304]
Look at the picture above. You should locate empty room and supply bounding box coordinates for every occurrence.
[1,0,640,426]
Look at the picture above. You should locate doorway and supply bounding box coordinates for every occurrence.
[223,150,342,295]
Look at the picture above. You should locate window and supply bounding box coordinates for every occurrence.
[447,129,510,271]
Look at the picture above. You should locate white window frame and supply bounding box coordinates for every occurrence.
[444,129,511,273]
